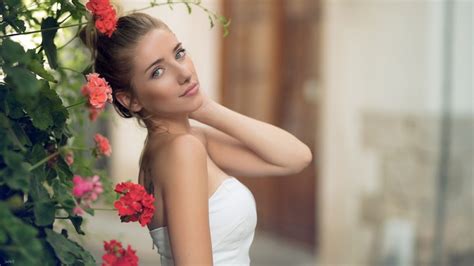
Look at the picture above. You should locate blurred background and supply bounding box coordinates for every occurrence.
[73,0,473,265]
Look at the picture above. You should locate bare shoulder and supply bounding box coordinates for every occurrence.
[149,133,213,264]
[149,133,207,182]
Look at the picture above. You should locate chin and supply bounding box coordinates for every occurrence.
[193,94,204,108]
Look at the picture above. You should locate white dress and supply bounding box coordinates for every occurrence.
[149,176,258,265]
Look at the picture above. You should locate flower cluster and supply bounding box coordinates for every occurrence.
[65,150,74,166]
[113,182,155,227]
[81,73,113,121]
[102,239,138,266]
[72,175,104,216]
[86,0,118,37]
[94,133,112,157]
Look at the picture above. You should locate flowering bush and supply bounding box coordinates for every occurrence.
[0,0,230,264]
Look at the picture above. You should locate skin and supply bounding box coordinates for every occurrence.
[115,28,313,266]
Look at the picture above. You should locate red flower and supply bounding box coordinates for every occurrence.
[94,133,112,157]
[113,182,155,227]
[81,73,113,109]
[102,239,138,266]
[86,0,118,37]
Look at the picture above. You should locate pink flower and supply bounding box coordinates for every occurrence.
[73,205,85,216]
[73,175,94,197]
[86,0,118,37]
[89,107,102,121]
[95,10,118,37]
[65,151,74,166]
[81,73,113,109]
[72,174,104,216]
[80,72,113,121]
[94,133,112,157]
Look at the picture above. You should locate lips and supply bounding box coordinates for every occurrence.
[181,82,198,97]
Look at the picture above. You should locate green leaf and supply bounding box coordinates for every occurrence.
[84,207,95,216]
[63,0,87,20]
[52,178,75,210]
[34,200,56,226]
[0,202,43,265]
[30,174,50,202]
[3,150,31,192]
[82,63,93,76]
[55,155,73,182]
[29,102,54,130]
[26,83,68,130]
[69,216,86,235]
[184,2,192,14]
[41,17,59,69]
[0,228,7,244]
[5,194,23,211]
[208,15,214,28]
[45,228,97,265]
[28,143,48,167]
[0,38,29,65]
[3,88,25,118]
[3,65,42,96]
[4,17,26,33]
[11,122,32,147]
[27,59,57,83]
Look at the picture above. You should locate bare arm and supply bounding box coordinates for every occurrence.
[191,99,312,177]
[150,134,213,266]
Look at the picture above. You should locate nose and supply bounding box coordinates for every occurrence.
[175,62,192,85]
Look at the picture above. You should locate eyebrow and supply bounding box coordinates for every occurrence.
[144,42,182,74]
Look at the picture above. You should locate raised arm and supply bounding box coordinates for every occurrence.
[190,98,313,177]
[150,134,213,266]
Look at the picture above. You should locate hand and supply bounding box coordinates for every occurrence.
[189,88,215,121]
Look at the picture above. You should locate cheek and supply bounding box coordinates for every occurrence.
[140,81,178,109]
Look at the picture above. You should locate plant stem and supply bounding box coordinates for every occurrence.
[92,208,115,211]
[58,13,72,24]
[58,66,82,74]
[1,22,87,38]
[28,150,60,171]
[27,144,89,172]
[6,123,27,152]
[68,146,90,151]
[65,99,87,109]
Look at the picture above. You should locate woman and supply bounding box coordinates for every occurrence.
[80,12,312,266]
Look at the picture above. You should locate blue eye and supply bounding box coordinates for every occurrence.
[176,48,186,59]
[152,67,164,79]
[151,48,186,79]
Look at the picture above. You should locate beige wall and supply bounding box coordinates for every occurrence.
[317,0,472,265]
[109,0,222,183]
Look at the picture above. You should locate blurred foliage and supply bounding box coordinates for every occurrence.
[0,0,230,264]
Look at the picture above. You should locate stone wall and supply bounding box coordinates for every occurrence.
[359,111,473,266]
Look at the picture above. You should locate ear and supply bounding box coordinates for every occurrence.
[115,91,143,113]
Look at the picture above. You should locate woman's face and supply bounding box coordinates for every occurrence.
[127,28,202,117]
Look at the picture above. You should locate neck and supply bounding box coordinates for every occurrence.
[144,112,192,137]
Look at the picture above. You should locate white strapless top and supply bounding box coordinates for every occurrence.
[149,176,257,265]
